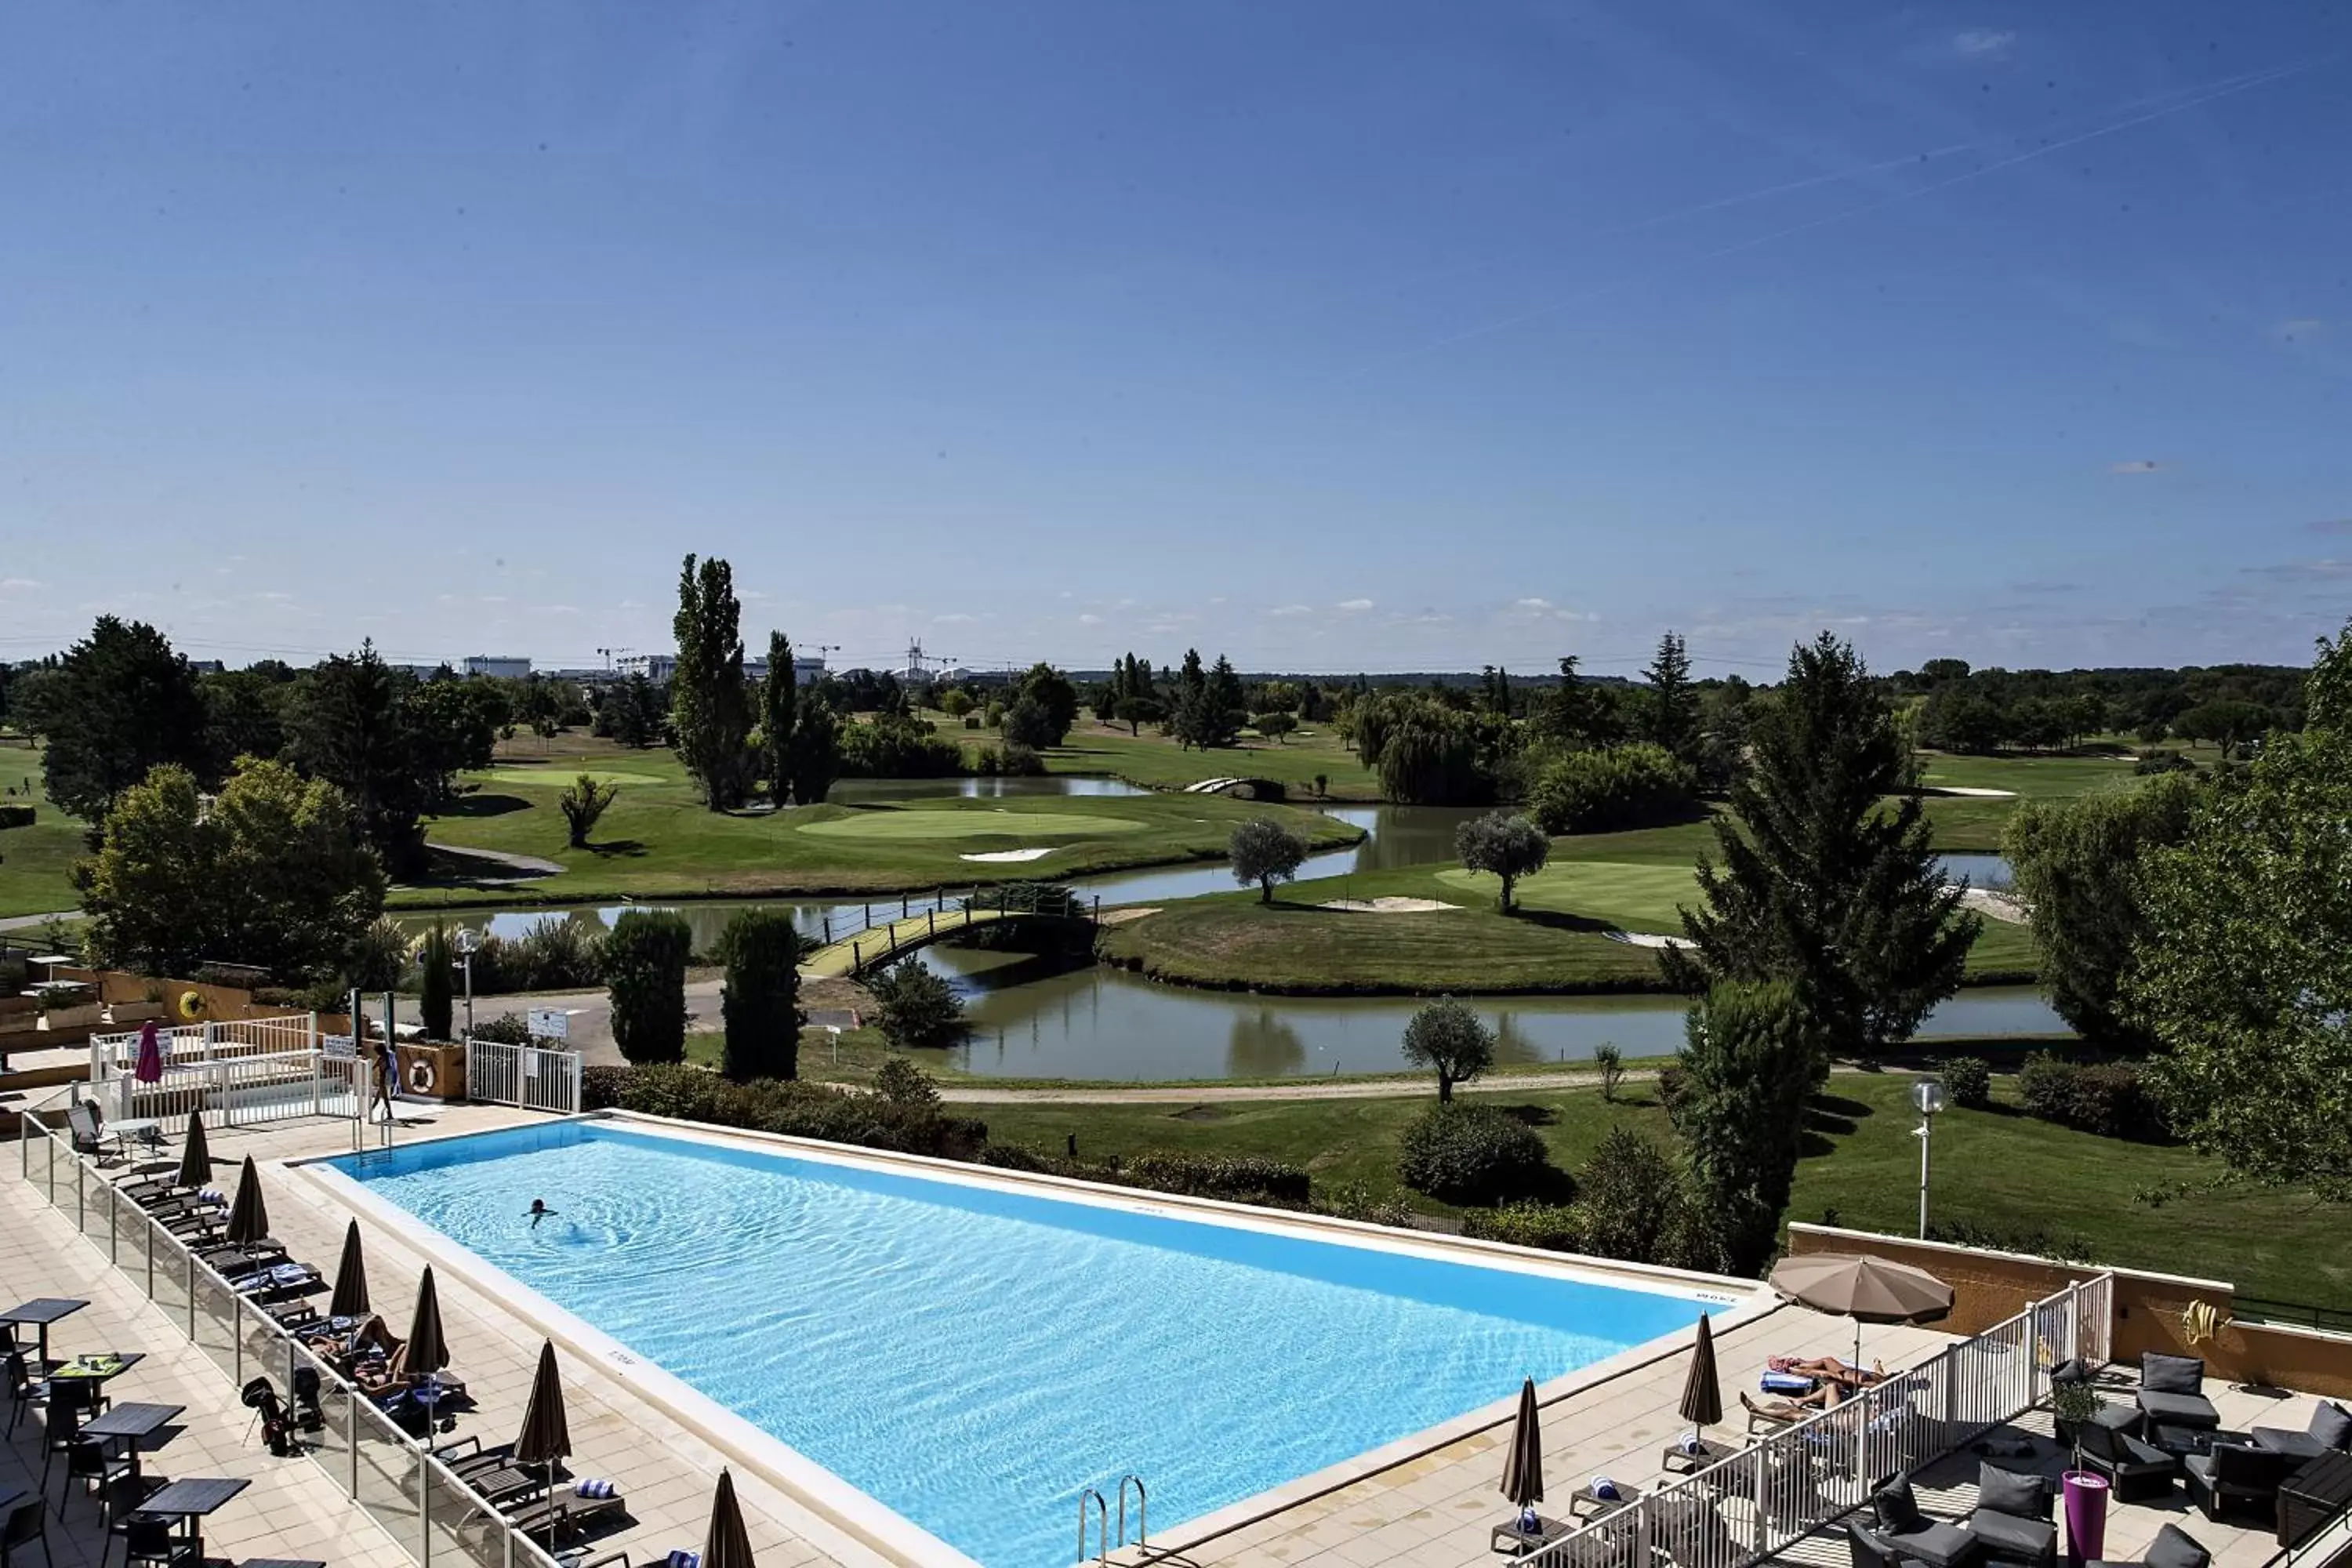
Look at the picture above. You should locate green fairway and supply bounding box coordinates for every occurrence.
[1040,721,1381,800]
[1915,750,2143,800]
[0,744,86,920]
[797,808,1147,841]
[977,1069,2345,1302]
[406,737,1361,906]
[1438,860,1694,931]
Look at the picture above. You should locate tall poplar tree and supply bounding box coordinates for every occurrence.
[758,630,796,804]
[671,554,753,809]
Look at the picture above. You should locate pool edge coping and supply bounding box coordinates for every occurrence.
[292,1109,1778,1567]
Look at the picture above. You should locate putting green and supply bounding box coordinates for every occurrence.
[1436,859,1697,931]
[796,809,1149,841]
[481,768,662,789]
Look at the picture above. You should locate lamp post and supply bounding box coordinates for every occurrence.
[1912,1078,1947,1239]
[453,928,478,1040]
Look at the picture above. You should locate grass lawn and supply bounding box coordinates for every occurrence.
[1099,852,2038,994]
[1915,750,2147,800]
[1040,721,1381,800]
[0,743,87,920]
[411,739,1359,906]
[977,1069,2347,1303]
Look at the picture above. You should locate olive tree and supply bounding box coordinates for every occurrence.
[1400,996,1496,1102]
[1455,811,1550,912]
[1229,818,1308,904]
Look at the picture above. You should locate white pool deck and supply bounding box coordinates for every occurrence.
[11,1105,2017,1568]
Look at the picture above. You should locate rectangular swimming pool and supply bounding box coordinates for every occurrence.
[321,1119,1730,1568]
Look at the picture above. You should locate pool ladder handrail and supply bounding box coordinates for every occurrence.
[1078,1486,1110,1566]
[1116,1474,1147,1552]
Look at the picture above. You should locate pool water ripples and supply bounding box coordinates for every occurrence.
[336,1122,1712,1568]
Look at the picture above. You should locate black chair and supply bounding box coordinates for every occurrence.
[2133,1354,2220,1433]
[1965,1465,2056,1568]
[4,1349,42,1436]
[118,1516,199,1568]
[2077,1420,2180,1503]
[2087,1523,2211,1568]
[1864,1474,1983,1568]
[2183,1442,2291,1522]
[2251,1399,2352,1462]
[37,1392,96,1515]
[1851,1520,1933,1568]
[0,1497,52,1568]
[61,1436,135,1526]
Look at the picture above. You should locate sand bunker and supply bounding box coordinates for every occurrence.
[960,848,1055,862]
[1317,896,1461,913]
[1959,887,2031,924]
[1608,930,1697,950]
[1922,786,2018,798]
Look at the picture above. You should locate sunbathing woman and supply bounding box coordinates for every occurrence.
[1743,1381,1847,1425]
[1769,1354,1887,1388]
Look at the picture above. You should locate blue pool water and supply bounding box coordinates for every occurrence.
[328,1122,1714,1568]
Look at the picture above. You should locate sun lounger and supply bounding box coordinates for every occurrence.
[499,1486,626,1541]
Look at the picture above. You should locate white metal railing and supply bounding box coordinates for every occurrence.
[16,1106,570,1568]
[90,1015,324,1124]
[1526,1273,2117,1568]
[463,1036,582,1115]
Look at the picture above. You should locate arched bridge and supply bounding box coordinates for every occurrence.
[800,887,1096,979]
[1181,776,1288,800]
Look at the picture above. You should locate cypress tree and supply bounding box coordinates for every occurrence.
[670,554,753,810]
[418,920,455,1040]
[606,909,691,1064]
[720,908,804,1080]
[758,630,796,804]
[1642,630,1698,763]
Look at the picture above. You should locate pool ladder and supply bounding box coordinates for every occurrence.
[1077,1475,1147,1564]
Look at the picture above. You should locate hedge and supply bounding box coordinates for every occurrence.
[581,1062,985,1160]
[1396,1102,1551,1205]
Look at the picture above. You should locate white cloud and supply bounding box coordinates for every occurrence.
[1336,598,1374,612]
[2108,459,2164,474]
[615,598,645,611]
[933,612,981,625]
[1270,604,1315,618]
[1514,597,1555,611]
[1952,28,2014,56]
[1078,612,1103,626]
[479,594,510,604]
[0,577,44,590]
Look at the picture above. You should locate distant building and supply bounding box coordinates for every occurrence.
[463,655,532,680]
[743,656,829,687]
[189,659,226,675]
[616,653,677,682]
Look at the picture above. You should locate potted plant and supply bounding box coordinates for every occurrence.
[2051,1376,2101,1459]
[37,982,103,1029]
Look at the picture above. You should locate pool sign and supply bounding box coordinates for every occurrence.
[528,1009,569,1040]
[321,1033,357,1060]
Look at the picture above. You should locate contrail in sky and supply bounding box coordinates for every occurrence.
[1401,57,2329,358]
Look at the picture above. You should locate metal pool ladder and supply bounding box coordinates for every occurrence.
[1077,1475,1148,1564]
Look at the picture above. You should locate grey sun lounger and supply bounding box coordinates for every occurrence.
[500,1488,626,1541]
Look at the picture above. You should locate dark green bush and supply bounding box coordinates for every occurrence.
[468,1012,532,1045]
[1654,1062,1690,1112]
[1461,1202,1584,1251]
[1526,743,1698,834]
[2134,751,2195,776]
[1396,1102,1550,1205]
[2018,1052,2075,1121]
[588,1062,985,1159]
[870,1054,941,1108]
[1571,1127,1704,1266]
[974,1145,1311,1205]
[1940,1055,1992,1109]
[606,909,691,1065]
[840,716,964,778]
[418,921,454,1040]
[869,959,967,1048]
[2016,1053,2169,1141]
[720,908,802,1082]
[0,804,34,829]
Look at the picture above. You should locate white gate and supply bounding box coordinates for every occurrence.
[89,1015,338,1128]
[463,1036,583,1115]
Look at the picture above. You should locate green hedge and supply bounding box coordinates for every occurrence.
[0,804,34,829]
[581,1062,986,1160]
[1396,1102,1552,1205]
[978,1145,1312,1205]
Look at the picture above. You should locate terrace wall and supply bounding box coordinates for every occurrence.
[1786,1224,2352,1400]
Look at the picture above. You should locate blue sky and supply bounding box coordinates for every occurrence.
[2,2,2347,677]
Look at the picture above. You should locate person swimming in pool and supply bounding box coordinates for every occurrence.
[525,1199,558,1229]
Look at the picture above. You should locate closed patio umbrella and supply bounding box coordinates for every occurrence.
[329,1220,371,1319]
[1500,1377,1544,1512]
[134,1021,163,1083]
[224,1155,270,1247]
[405,1266,449,1379]
[1769,1253,1953,1363]
[174,1111,212,1191]
[515,1341,572,1526]
[1679,1312,1723,1435]
[704,1468,756,1568]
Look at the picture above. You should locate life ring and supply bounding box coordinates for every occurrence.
[177,990,207,1021]
[407,1058,437,1096]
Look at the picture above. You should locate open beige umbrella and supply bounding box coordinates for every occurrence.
[174,1111,212,1191]
[329,1220,371,1320]
[1679,1312,1723,1436]
[1499,1377,1544,1512]
[1769,1253,1953,1363]
[705,1468,756,1568]
[405,1266,449,1379]
[224,1155,270,1247]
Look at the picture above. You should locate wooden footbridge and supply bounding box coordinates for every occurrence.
[800,885,1096,979]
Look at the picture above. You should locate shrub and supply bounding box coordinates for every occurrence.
[1462,1202,1584,1251]
[868,959,967,1048]
[469,1012,532,1045]
[1571,1127,1701,1266]
[2134,750,2195,775]
[1526,743,1698,835]
[347,916,412,993]
[510,916,604,991]
[1396,1102,1550,1205]
[840,716,964,778]
[720,909,802,1082]
[2017,1053,2169,1141]
[975,1145,1312,1205]
[1316,1182,1417,1228]
[1592,1042,1624,1102]
[1940,1055,1992,1109]
[964,715,980,730]
[606,909,691,1065]
[581,1063,633,1109]
[999,742,1045,777]
[1001,695,1059,750]
[1927,1218,2094,1263]
[0,804,34,829]
[1654,1062,1690,1112]
[870,1054,940,1108]
[590,1063,987,1160]
[557,771,619,847]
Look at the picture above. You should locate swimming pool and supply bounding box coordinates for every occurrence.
[320,1119,1733,1568]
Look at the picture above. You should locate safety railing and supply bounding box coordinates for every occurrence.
[1526,1273,2115,1568]
[463,1037,583,1116]
[16,1105,569,1568]
[89,1015,325,1125]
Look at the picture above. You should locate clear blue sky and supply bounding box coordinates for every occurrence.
[3,2,2347,677]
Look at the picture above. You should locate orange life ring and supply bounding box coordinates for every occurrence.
[406,1058,437,1096]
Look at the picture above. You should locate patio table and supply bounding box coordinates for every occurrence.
[0,1297,87,1369]
[81,1400,185,1485]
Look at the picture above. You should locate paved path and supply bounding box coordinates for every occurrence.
[425,839,564,877]
[0,909,76,932]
